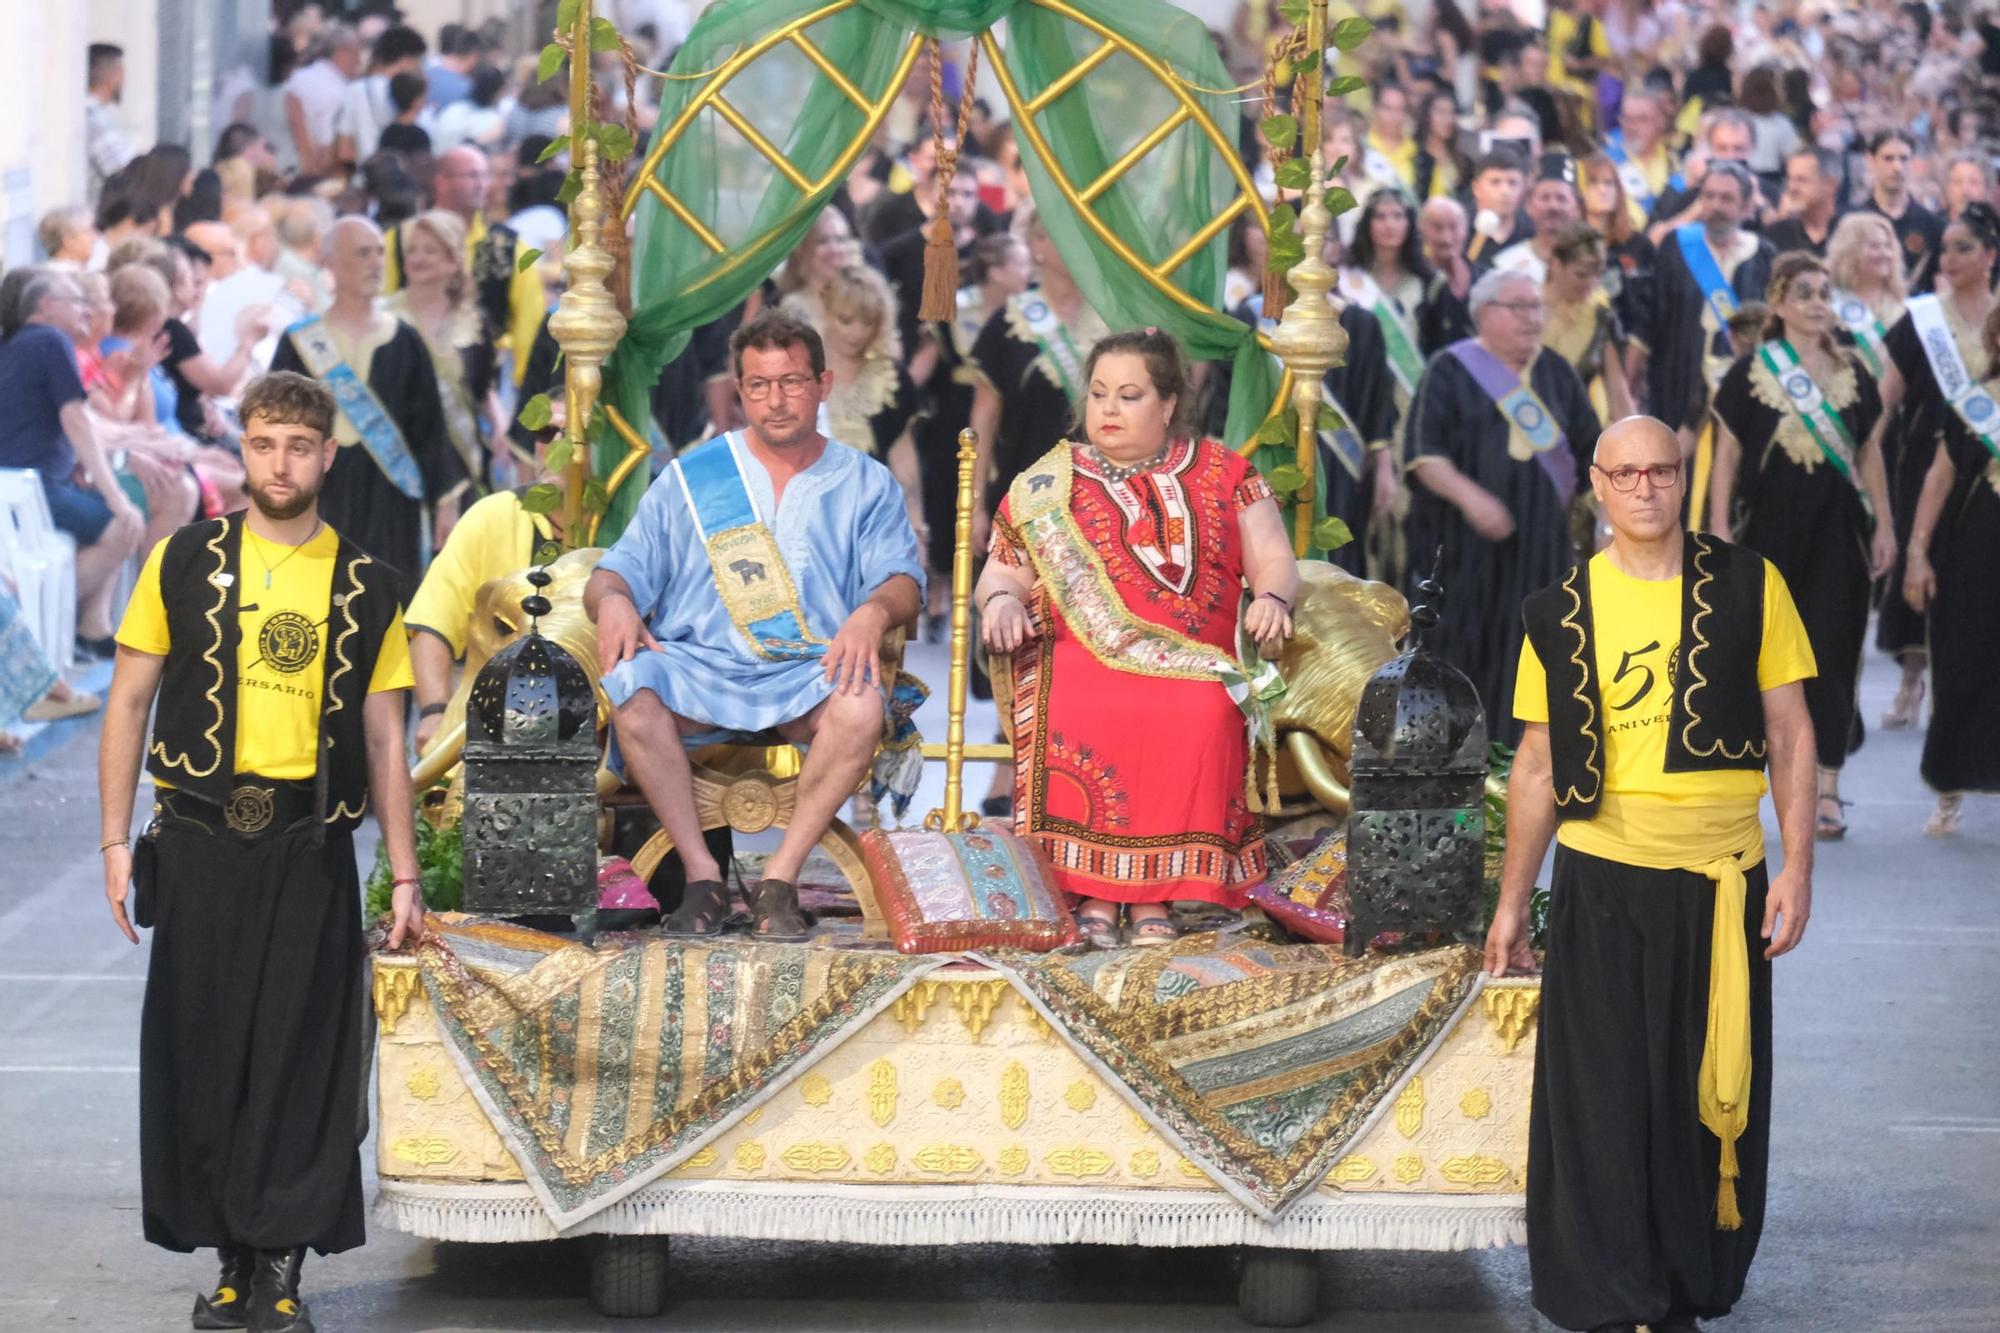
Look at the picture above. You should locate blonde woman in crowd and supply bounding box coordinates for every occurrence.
[384,209,501,484]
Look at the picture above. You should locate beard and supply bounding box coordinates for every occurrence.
[249,477,320,521]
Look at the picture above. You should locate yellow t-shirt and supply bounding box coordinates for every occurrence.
[1513,551,1816,808]
[406,490,556,658]
[117,525,415,781]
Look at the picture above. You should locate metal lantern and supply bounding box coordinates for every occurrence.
[1343,568,1487,956]
[460,568,600,917]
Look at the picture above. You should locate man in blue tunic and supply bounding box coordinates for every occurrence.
[586,309,925,938]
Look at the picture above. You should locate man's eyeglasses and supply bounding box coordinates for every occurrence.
[741,374,816,401]
[1594,462,1682,491]
[1491,300,1544,315]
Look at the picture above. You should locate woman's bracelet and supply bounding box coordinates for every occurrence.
[983,588,1025,613]
[418,701,448,719]
[100,837,128,852]
[1256,591,1292,613]
[392,877,421,888]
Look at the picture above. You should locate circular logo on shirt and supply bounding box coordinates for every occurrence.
[258,611,320,675]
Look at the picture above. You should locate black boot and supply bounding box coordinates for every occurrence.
[246,1248,313,1333]
[191,1245,252,1329]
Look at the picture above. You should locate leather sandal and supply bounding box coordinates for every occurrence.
[663,878,731,937]
[748,878,810,941]
[1925,793,1964,838]
[1076,902,1121,949]
[1815,794,1849,841]
[1881,676,1925,730]
[1125,909,1179,947]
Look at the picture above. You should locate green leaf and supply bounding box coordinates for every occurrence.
[536,133,570,164]
[1278,0,1309,23]
[537,42,565,84]
[1260,114,1298,152]
[1267,202,1298,235]
[1267,234,1306,268]
[517,393,553,431]
[1293,50,1319,75]
[1324,186,1358,217]
[1313,516,1355,550]
[1274,157,1313,191]
[589,17,622,52]
[519,482,565,515]
[515,247,544,275]
[1269,463,1307,494]
[1331,17,1375,51]
[1316,404,1348,432]
[556,0,582,31]
[1326,75,1366,98]
[581,479,611,515]
[593,122,635,159]
[555,169,583,205]
[533,539,563,565]
[543,438,574,473]
[1330,154,1349,178]
[1253,413,1293,446]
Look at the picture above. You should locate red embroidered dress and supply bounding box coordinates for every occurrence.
[992,438,1272,906]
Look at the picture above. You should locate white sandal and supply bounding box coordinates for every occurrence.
[1924,793,1963,839]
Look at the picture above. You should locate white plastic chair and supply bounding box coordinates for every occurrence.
[0,469,78,668]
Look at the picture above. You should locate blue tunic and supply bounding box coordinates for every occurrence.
[597,433,925,732]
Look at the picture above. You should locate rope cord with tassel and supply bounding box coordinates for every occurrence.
[919,38,984,323]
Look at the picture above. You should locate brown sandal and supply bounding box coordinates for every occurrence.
[1076,902,1121,950]
[663,878,731,937]
[749,878,810,941]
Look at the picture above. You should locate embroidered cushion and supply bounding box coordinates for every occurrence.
[860,825,1078,955]
[1246,832,1351,945]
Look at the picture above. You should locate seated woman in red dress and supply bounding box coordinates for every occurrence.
[974,328,1300,947]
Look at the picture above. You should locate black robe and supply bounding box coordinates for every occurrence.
[1647,230,1775,433]
[1920,416,2000,793]
[1404,345,1601,744]
[271,320,466,605]
[1876,309,1975,658]
[1320,302,1401,577]
[1713,350,1883,768]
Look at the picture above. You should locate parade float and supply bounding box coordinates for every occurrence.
[368,1,1542,1323]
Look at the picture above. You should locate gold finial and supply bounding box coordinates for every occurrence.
[549,132,629,544]
[1267,148,1349,553]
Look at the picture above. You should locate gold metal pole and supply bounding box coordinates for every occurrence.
[928,429,982,832]
[1267,147,1346,555]
[548,0,628,548]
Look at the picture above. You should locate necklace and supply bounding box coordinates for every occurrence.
[1084,440,1172,484]
[252,520,322,588]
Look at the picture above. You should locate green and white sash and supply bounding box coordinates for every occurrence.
[1756,340,1863,503]
[1012,292,1090,400]
[1908,293,2000,462]
[1831,289,1891,380]
[1343,270,1426,396]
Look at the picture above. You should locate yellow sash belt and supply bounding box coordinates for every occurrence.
[1559,793,1758,1230]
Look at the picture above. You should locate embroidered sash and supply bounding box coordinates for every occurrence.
[284,316,424,500]
[1605,130,1656,213]
[674,434,825,662]
[1675,224,1740,356]
[1907,293,2000,462]
[1832,289,1891,379]
[1319,384,1368,482]
[1756,341,1866,508]
[1343,271,1426,395]
[1012,293,1088,400]
[1447,339,1577,500]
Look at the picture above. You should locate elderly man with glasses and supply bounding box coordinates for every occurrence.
[1490,414,1818,1333]
[584,308,925,941]
[1403,266,1600,744]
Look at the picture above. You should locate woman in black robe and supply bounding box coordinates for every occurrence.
[271,317,466,605]
[1710,254,1893,840]
[1902,311,2000,837]
[1404,275,1601,746]
[1866,206,2000,731]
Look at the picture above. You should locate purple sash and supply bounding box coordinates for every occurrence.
[1447,339,1577,501]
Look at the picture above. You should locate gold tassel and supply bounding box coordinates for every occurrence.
[1715,1125,1743,1231]
[917,38,981,324]
[919,211,960,322]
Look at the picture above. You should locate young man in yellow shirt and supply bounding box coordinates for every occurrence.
[1487,416,1818,1333]
[98,372,424,1333]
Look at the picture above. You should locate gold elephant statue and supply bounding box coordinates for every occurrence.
[1269,560,1411,817]
[412,547,621,801]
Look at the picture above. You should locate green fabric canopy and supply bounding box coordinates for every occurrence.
[601,0,1289,544]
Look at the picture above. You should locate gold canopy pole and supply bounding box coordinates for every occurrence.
[1266,0,1344,556]
[549,0,628,546]
[927,430,981,832]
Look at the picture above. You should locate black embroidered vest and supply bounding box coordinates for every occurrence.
[1521,532,1768,821]
[145,514,401,835]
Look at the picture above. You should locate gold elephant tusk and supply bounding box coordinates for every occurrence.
[412,722,466,791]
[1285,729,1350,818]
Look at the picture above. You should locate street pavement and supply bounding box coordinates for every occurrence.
[1,637,1995,1332]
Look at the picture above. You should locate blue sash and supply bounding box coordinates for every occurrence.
[1605,130,1656,212]
[283,317,424,501]
[1674,225,1740,355]
[1447,339,1577,501]
[674,434,825,661]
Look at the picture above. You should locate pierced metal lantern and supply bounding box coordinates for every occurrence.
[460,568,600,917]
[1343,569,1487,956]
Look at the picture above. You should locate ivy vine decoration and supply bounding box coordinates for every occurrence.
[1260,11,1374,292]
